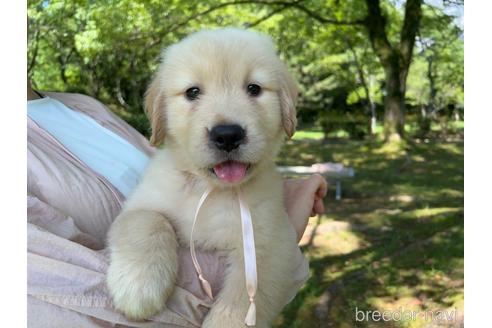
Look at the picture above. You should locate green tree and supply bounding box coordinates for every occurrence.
[28,0,463,139]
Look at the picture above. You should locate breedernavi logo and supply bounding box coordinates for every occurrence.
[355,307,459,323]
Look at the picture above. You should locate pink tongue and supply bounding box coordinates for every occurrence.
[213,161,247,183]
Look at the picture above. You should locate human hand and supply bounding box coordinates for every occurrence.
[283,174,328,242]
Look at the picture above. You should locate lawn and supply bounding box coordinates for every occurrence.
[274,132,464,327]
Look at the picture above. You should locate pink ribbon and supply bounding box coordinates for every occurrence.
[238,188,257,326]
[189,187,214,300]
[189,187,257,326]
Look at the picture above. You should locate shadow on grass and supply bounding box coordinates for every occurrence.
[275,138,464,328]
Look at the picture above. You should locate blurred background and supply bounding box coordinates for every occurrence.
[28,0,464,327]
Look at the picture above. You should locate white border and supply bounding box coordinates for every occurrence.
[0,0,27,326]
[2,1,474,327]
[465,1,492,327]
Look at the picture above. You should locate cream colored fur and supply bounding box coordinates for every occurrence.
[107,28,300,328]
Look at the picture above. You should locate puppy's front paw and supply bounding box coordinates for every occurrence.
[106,210,179,320]
[107,259,176,320]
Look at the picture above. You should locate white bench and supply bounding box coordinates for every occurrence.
[278,163,355,200]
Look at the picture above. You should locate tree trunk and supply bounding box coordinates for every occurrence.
[420,55,437,135]
[364,0,422,141]
[383,67,405,140]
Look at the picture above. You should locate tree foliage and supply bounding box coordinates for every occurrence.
[28,0,463,139]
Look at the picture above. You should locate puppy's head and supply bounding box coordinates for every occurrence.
[145,28,297,186]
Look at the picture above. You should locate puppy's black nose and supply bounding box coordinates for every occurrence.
[210,124,245,152]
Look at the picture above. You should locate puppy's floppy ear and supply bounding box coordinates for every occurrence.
[144,76,166,146]
[278,65,298,139]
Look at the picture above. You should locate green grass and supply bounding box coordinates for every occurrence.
[294,120,465,141]
[292,130,325,140]
[292,129,351,140]
[274,132,464,327]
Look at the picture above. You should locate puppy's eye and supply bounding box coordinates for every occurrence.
[185,87,200,101]
[247,84,262,97]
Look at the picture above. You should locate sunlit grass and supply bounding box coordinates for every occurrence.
[291,120,464,141]
[292,130,325,140]
[292,129,350,140]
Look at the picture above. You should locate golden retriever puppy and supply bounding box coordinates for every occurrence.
[107,28,300,328]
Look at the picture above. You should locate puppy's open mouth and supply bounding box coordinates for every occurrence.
[209,160,251,183]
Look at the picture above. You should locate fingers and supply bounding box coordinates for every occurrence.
[310,174,328,198]
[310,197,325,217]
[304,174,328,216]
[314,197,325,215]
[283,174,328,219]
